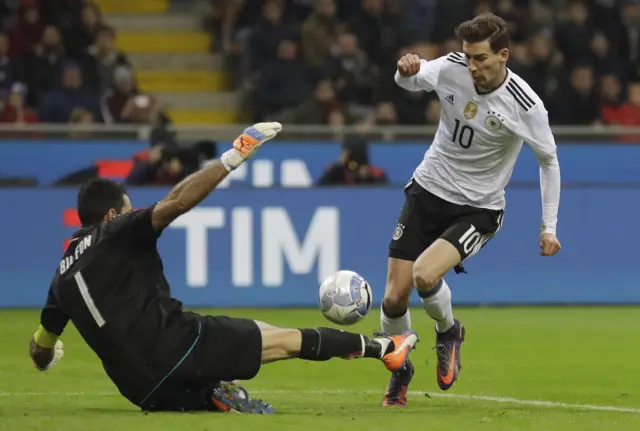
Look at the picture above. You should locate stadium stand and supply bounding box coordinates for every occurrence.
[0,0,238,126]
[1,0,640,129]
[209,0,640,128]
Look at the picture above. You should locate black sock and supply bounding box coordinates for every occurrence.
[297,328,388,360]
[381,301,408,319]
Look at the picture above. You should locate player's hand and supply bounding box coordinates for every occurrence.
[540,233,561,256]
[34,340,64,371]
[397,54,421,77]
[222,122,282,171]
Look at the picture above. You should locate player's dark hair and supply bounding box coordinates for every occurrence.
[455,13,511,53]
[77,178,127,227]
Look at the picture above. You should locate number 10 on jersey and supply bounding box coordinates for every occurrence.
[452,119,474,149]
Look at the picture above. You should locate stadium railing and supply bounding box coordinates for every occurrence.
[0,123,639,142]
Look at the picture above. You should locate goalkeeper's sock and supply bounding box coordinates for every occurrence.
[298,328,393,361]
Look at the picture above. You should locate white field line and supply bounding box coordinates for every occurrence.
[0,389,638,414]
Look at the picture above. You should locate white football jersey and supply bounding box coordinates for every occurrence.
[395,52,560,230]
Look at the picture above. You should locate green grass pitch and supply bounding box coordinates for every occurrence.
[2,307,640,430]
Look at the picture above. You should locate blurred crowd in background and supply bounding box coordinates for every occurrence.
[0,0,170,128]
[205,0,640,127]
[0,0,640,129]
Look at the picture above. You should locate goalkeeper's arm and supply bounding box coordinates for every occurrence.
[30,325,64,371]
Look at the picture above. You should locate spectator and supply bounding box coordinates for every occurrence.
[317,136,388,186]
[495,0,530,43]
[0,32,23,92]
[125,144,188,186]
[69,106,95,139]
[202,0,226,52]
[432,0,475,43]
[373,101,398,126]
[0,82,38,124]
[290,0,314,21]
[616,0,640,79]
[475,1,493,16]
[601,80,640,128]
[300,0,341,70]
[392,88,429,125]
[40,0,84,29]
[248,0,299,71]
[508,42,538,88]
[83,24,131,95]
[348,0,384,67]
[0,1,15,32]
[222,0,269,54]
[329,32,377,115]
[171,140,220,177]
[101,65,138,124]
[551,64,600,125]
[274,78,338,124]
[39,60,100,123]
[189,140,219,171]
[8,0,44,60]
[256,39,311,120]
[554,0,592,70]
[119,93,161,125]
[63,1,104,60]
[599,73,624,121]
[528,31,562,102]
[23,25,67,107]
[401,0,439,44]
[589,30,618,76]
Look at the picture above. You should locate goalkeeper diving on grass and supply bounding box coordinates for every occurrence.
[29,122,418,414]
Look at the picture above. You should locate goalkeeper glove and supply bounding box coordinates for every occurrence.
[221,122,282,172]
[34,340,65,371]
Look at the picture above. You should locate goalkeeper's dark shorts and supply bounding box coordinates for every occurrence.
[138,315,263,412]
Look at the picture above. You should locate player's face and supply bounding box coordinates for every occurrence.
[462,40,508,90]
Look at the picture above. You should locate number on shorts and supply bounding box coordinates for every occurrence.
[458,225,493,256]
[74,271,106,327]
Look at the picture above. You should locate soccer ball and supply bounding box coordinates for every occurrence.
[318,270,373,325]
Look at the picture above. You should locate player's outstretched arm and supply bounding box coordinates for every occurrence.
[394,53,446,93]
[150,122,282,231]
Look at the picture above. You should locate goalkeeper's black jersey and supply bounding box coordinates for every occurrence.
[40,205,199,401]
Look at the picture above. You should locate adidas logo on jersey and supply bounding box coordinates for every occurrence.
[445,94,454,105]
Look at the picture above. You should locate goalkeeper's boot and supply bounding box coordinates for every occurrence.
[382,358,414,407]
[379,330,418,372]
[211,382,274,414]
[435,319,465,391]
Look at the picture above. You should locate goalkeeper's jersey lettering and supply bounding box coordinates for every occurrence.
[41,206,199,401]
[59,234,92,275]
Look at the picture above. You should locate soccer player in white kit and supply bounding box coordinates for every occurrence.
[379,13,562,406]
